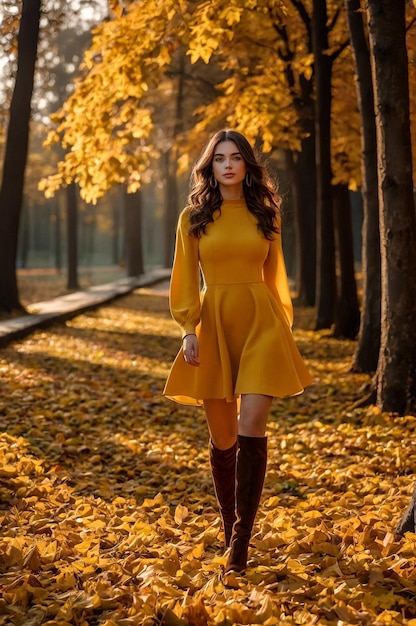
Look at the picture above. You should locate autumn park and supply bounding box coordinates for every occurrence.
[1,0,416,624]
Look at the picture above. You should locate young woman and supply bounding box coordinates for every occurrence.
[163,129,313,573]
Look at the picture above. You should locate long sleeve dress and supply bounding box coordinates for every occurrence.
[163,198,313,406]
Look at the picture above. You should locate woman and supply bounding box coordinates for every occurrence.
[163,129,313,574]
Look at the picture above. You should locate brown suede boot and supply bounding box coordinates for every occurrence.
[225,435,267,573]
[395,482,416,535]
[209,439,237,547]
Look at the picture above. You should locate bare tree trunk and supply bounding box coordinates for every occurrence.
[345,0,381,373]
[54,197,62,273]
[292,123,317,307]
[19,203,30,269]
[0,0,41,312]
[312,0,336,330]
[274,6,317,308]
[83,204,96,267]
[124,189,143,277]
[112,201,121,265]
[367,0,416,414]
[66,183,80,290]
[164,52,185,268]
[333,184,360,339]
[163,148,180,268]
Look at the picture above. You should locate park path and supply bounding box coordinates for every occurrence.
[0,268,171,346]
[0,287,415,625]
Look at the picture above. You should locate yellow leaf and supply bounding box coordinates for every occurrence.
[174,504,189,525]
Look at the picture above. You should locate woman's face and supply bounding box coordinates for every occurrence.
[212,140,246,189]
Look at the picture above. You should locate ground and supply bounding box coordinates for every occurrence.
[0,282,416,625]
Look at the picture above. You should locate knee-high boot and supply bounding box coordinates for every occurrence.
[225,435,267,573]
[209,440,237,547]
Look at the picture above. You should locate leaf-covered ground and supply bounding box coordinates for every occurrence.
[1,287,416,626]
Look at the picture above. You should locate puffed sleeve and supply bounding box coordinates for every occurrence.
[263,230,294,328]
[169,207,201,337]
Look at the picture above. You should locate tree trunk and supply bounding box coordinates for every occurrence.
[54,197,62,273]
[163,149,179,268]
[19,203,30,269]
[312,0,336,330]
[163,52,184,268]
[288,68,317,308]
[292,121,317,307]
[346,0,381,373]
[271,0,318,307]
[366,0,416,414]
[0,0,41,312]
[84,205,96,266]
[112,201,121,265]
[66,183,80,290]
[333,184,360,339]
[124,188,144,277]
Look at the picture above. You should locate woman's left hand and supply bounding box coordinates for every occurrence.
[183,334,200,366]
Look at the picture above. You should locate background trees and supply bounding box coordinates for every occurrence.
[0,0,107,308]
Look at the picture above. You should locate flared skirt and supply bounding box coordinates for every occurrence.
[163,282,313,406]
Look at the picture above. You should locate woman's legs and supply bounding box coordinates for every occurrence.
[204,399,239,546]
[203,394,271,447]
[238,394,272,437]
[225,394,272,573]
[204,398,238,450]
[203,395,272,564]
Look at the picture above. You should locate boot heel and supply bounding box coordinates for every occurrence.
[225,537,250,573]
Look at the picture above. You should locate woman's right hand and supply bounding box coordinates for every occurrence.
[183,334,200,366]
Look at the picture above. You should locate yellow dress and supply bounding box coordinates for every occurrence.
[163,199,313,406]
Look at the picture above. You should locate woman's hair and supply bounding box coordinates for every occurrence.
[187,129,281,240]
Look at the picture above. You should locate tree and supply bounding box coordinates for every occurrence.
[312,0,336,330]
[345,0,380,372]
[163,51,186,268]
[333,183,360,339]
[0,0,108,311]
[124,188,143,276]
[66,183,80,289]
[366,0,416,414]
[40,1,169,203]
[0,0,41,312]
[52,27,95,290]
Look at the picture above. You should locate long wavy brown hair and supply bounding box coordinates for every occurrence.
[187,129,281,240]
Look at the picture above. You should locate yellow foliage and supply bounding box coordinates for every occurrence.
[36,0,416,204]
[40,0,178,202]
